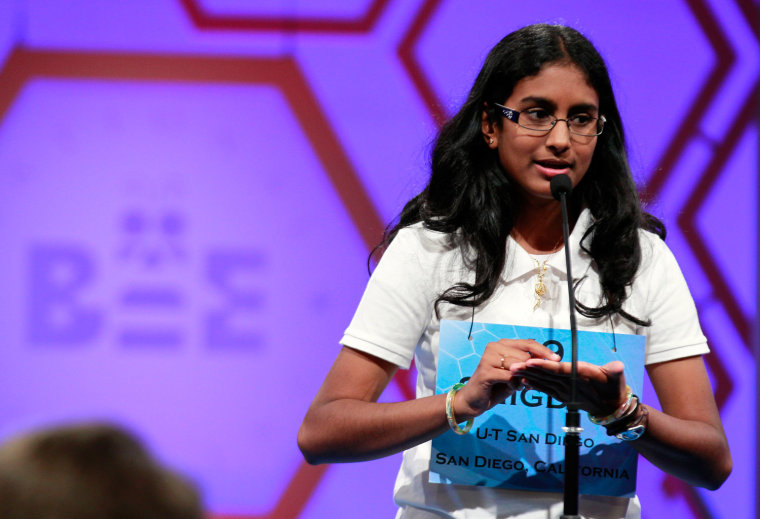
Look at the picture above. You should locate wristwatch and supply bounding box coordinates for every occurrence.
[614,405,649,441]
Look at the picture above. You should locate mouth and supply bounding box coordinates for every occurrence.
[534,159,572,177]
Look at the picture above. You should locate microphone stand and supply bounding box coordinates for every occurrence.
[552,176,583,519]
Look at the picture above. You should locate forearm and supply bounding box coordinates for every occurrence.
[298,393,451,464]
[627,404,731,490]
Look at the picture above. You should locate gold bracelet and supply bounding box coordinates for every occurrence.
[445,383,473,435]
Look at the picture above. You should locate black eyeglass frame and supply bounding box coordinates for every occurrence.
[493,103,606,137]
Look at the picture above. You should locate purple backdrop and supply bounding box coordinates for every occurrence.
[0,1,756,518]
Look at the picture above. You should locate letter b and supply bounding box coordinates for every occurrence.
[28,245,101,344]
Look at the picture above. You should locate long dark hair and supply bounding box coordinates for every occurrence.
[379,24,664,326]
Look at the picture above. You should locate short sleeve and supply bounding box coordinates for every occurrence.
[639,234,709,365]
[340,227,439,369]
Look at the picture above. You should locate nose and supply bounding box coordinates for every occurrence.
[545,120,571,152]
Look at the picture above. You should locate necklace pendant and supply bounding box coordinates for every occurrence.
[531,258,550,311]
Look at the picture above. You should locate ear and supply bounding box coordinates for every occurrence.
[481,108,498,149]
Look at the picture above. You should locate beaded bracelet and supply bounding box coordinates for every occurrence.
[445,383,473,435]
[588,386,635,426]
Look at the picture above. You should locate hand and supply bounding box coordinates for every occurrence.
[454,339,561,420]
[510,358,628,417]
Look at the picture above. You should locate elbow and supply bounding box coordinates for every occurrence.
[297,423,328,466]
[705,451,732,491]
[695,438,732,490]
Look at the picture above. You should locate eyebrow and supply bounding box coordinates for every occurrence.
[518,96,599,113]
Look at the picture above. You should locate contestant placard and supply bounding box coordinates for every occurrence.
[430,320,645,497]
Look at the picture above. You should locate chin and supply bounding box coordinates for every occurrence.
[519,189,557,204]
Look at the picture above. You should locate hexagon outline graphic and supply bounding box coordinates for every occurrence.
[0,46,397,519]
[392,0,752,517]
[394,0,738,201]
[0,48,386,254]
[178,0,392,34]
[678,81,758,349]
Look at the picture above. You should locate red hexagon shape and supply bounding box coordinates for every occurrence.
[178,0,391,34]
[0,47,412,519]
[394,1,749,517]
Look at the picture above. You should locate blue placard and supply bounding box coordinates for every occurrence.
[430,320,645,497]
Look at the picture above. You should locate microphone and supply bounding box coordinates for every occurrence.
[550,174,572,201]
[551,173,583,518]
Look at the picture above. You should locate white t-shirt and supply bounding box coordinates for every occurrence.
[341,208,708,519]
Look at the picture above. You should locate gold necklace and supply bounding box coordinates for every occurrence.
[532,258,549,310]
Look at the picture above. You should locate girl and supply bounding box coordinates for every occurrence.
[298,24,730,519]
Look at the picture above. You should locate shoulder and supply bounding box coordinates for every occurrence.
[377,224,468,294]
[631,228,690,299]
[637,227,676,268]
[387,223,460,260]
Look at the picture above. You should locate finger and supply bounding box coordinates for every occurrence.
[518,340,562,361]
[486,342,524,368]
[517,371,610,413]
[511,359,570,376]
[514,364,568,380]
[475,351,522,385]
[515,365,626,415]
[496,353,509,371]
[493,339,561,361]
[490,348,530,372]
[600,361,626,381]
[518,359,613,385]
[513,369,571,396]
[522,377,569,402]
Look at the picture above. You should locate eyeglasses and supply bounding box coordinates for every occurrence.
[493,103,606,137]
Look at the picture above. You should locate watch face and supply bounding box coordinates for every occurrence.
[617,424,646,441]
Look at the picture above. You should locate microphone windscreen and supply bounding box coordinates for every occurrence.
[550,174,572,201]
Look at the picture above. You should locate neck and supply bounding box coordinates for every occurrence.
[512,199,577,255]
